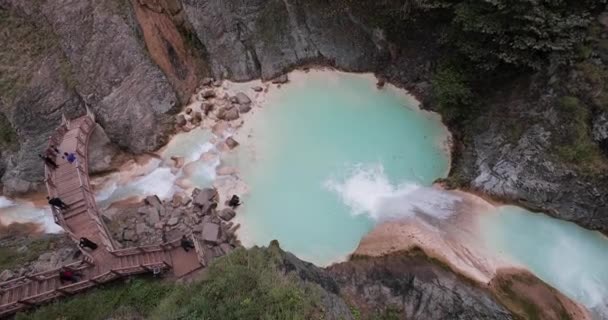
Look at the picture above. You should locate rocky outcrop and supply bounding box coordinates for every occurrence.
[181,0,387,81]
[0,0,189,193]
[328,251,514,320]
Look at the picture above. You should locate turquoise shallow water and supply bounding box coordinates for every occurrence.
[480,206,608,316]
[233,72,450,265]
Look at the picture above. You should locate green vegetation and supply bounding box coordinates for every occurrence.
[0,235,64,272]
[431,63,475,123]
[17,246,323,320]
[553,96,606,173]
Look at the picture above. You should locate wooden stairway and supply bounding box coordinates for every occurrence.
[0,114,204,317]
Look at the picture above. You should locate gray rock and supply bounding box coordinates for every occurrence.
[201,102,214,115]
[218,107,239,121]
[193,188,219,211]
[176,114,187,127]
[218,208,236,221]
[191,112,203,125]
[328,252,513,320]
[0,269,15,282]
[122,229,138,242]
[213,80,222,87]
[238,103,252,114]
[136,222,148,235]
[145,195,163,209]
[252,86,263,92]
[235,92,251,105]
[272,75,289,84]
[147,206,161,224]
[185,107,193,115]
[201,77,214,86]
[593,112,608,143]
[201,222,220,244]
[167,217,179,226]
[87,123,119,174]
[201,89,216,99]
[225,137,239,150]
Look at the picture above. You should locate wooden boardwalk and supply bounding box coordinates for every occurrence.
[0,114,203,317]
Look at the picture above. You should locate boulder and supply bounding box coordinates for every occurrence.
[592,112,608,143]
[172,194,184,207]
[176,114,187,127]
[235,92,251,105]
[238,103,252,113]
[201,222,220,244]
[219,243,234,255]
[213,80,222,87]
[170,156,185,169]
[122,229,138,242]
[225,137,239,150]
[167,217,179,226]
[145,195,163,208]
[272,74,289,84]
[201,77,214,86]
[0,269,14,282]
[253,86,263,92]
[218,208,236,221]
[201,89,216,99]
[185,107,192,115]
[201,102,214,115]
[218,107,239,121]
[191,112,203,125]
[136,222,148,235]
[192,188,219,207]
[230,96,239,104]
[147,206,161,224]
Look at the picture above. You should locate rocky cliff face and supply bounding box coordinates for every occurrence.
[181,0,388,81]
[0,0,200,194]
[270,241,517,320]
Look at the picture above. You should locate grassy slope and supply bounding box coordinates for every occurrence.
[16,246,323,320]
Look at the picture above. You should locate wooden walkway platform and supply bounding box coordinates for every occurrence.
[0,114,203,317]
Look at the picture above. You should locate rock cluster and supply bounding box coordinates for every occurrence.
[175,78,261,133]
[109,188,241,264]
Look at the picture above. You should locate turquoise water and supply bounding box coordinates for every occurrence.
[480,206,608,317]
[233,72,450,265]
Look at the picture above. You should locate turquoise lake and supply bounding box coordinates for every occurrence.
[230,71,451,265]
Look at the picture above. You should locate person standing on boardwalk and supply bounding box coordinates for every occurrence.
[59,267,81,284]
[63,152,77,164]
[39,154,58,169]
[79,237,98,251]
[181,235,195,252]
[47,196,69,210]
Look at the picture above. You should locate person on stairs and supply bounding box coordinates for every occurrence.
[47,196,69,210]
[181,235,195,252]
[63,152,77,164]
[59,267,81,284]
[79,237,98,251]
[39,154,58,169]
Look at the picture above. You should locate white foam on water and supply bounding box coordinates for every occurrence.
[0,196,16,208]
[0,198,62,233]
[324,163,460,221]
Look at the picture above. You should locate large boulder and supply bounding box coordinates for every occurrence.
[225,137,239,150]
[235,92,251,105]
[192,188,219,207]
[217,107,239,121]
[201,222,220,244]
[87,123,119,174]
[218,208,236,221]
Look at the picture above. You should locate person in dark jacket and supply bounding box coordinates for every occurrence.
[47,196,69,209]
[79,237,98,250]
[181,235,195,252]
